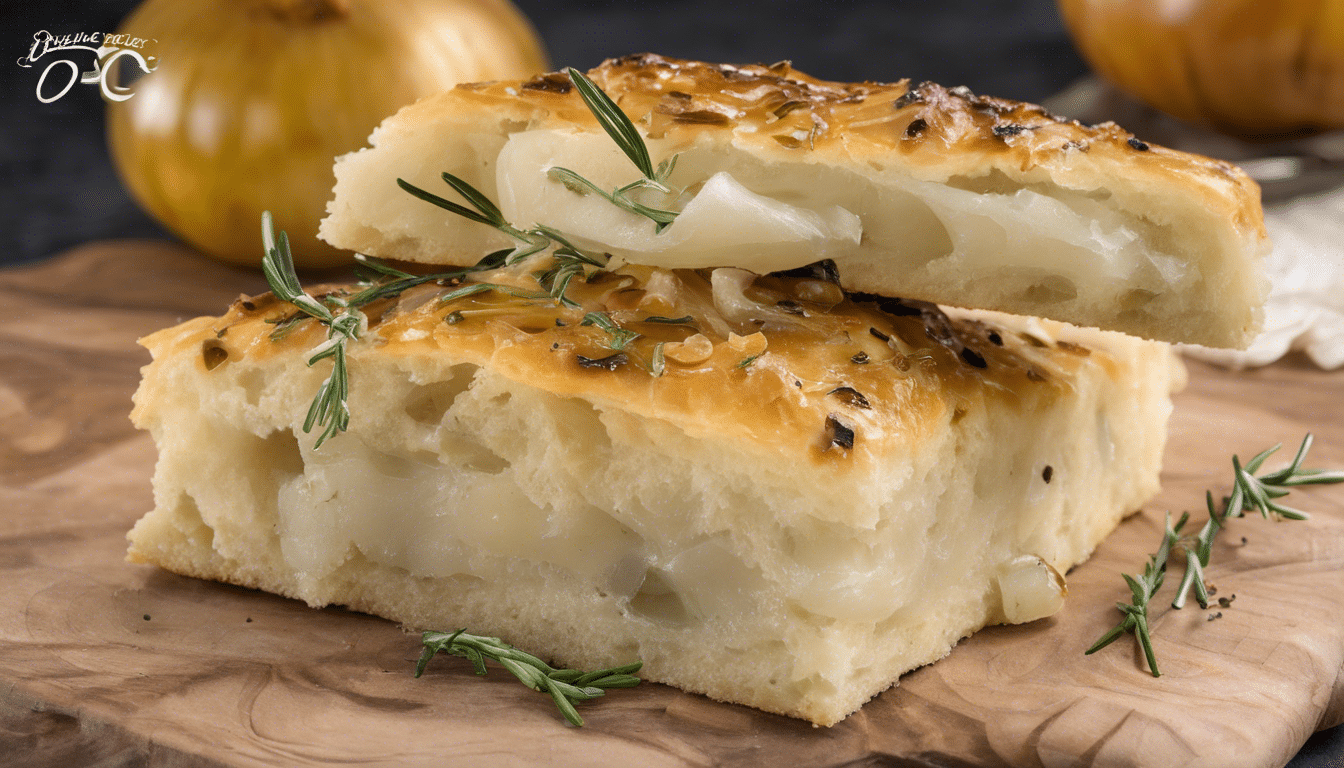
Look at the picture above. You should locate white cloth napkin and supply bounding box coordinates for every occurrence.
[1045,78,1344,370]
[1183,188,1344,370]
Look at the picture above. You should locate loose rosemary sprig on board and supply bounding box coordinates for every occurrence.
[1087,434,1344,676]
[1085,512,1182,677]
[415,629,642,726]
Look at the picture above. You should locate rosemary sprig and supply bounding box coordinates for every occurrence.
[260,212,364,448]
[1087,434,1344,676]
[555,67,681,231]
[415,629,642,726]
[581,311,640,350]
[546,167,680,229]
[565,67,676,189]
[342,250,511,309]
[1170,434,1344,609]
[1085,512,1182,676]
[397,174,550,264]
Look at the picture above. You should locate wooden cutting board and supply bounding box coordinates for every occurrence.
[2,241,1342,768]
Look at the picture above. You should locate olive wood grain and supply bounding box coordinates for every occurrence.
[1,241,1341,768]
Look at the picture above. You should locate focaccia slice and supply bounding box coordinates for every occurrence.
[320,53,1268,348]
[127,263,1184,726]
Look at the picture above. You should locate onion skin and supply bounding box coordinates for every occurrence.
[107,0,548,268]
[1057,0,1344,138]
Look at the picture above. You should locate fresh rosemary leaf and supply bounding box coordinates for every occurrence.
[641,315,695,325]
[440,171,508,226]
[547,167,679,228]
[581,312,640,350]
[343,251,509,309]
[439,282,552,303]
[260,211,362,448]
[398,175,546,263]
[1084,512,1181,676]
[736,353,762,369]
[531,225,608,268]
[397,177,500,229]
[265,312,307,341]
[566,67,658,183]
[415,629,642,727]
[1088,434,1343,676]
[353,253,417,280]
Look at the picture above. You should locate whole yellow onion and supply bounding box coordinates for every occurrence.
[1057,0,1344,138]
[107,0,548,268]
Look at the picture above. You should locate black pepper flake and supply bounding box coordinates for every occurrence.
[959,347,987,368]
[777,299,805,315]
[666,90,693,100]
[853,293,987,369]
[828,386,871,409]
[904,118,928,138]
[993,123,1025,137]
[240,300,257,312]
[851,351,870,364]
[551,343,559,350]
[1207,612,1223,622]
[1218,594,1236,608]
[143,614,151,621]
[576,352,628,371]
[1127,137,1150,151]
[825,414,855,451]
[987,331,1003,346]
[869,327,890,342]
[246,618,253,623]
[1042,465,1054,484]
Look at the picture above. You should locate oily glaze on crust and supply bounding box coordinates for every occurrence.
[424,53,1262,234]
[153,266,1153,526]
[583,54,1262,232]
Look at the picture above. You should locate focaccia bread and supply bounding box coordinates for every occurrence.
[127,263,1184,726]
[320,53,1269,349]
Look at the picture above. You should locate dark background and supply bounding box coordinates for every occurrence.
[2,2,1342,765]
[1,0,1091,268]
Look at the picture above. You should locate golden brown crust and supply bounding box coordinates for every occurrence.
[153,264,1135,485]
[444,53,1263,237]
